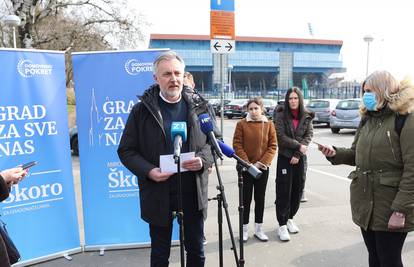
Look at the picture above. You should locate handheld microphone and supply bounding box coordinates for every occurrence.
[218,140,262,179]
[171,122,187,163]
[198,113,223,159]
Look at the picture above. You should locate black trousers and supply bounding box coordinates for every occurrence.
[149,192,205,267]
[242,168,269,224]
[275,154,305,226]
[361,228,407,267]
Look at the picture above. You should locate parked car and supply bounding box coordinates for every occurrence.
[306,99,340,126]
[262,99,278,119]
[330,98,362,133]
[210,99,231,116]
[223,99,248,119]
[241,98,278,119]
[69,126,79,156]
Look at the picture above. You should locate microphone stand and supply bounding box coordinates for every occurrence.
[209,146,240,267]
[174,154,185,267]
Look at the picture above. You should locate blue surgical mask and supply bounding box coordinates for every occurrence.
[363,92,377,111]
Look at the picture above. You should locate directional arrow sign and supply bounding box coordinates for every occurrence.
[211,39,235,54]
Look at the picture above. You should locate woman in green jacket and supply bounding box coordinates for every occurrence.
[319,70,414,267]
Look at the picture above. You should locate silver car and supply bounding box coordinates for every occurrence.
[329,99,361,133]
[306,99,340,126]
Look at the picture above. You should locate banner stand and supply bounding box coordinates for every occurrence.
[14,248,82,266]
[72,49,176,250]
[0,48,81,265]
[83,241,179,255]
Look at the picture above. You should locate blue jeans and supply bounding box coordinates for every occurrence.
[149,193,205,267]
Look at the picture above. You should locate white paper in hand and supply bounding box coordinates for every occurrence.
[160,152,195,173]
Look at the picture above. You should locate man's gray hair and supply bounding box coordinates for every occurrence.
[153,51,185,74]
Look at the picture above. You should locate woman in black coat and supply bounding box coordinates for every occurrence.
[274,87,314,242]
[0,167,27,267]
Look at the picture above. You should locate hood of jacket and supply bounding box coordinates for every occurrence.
[388,79,414,114]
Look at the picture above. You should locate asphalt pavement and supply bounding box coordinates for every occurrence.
[31,120,414,267]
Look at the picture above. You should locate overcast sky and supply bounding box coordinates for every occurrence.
[130,0,413,82]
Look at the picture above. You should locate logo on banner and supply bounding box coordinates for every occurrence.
[107,162,139,199]
[124,59,153,75]
[2,174,64,216]
[17,59,53,78]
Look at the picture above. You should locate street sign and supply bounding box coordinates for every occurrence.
[210,10,235,40]
[211,0,235,11]
[211,39,235,54]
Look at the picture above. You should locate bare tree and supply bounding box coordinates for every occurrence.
[1,0,147,88]
[1,0,146,49]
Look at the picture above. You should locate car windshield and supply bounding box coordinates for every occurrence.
[336,100,360,110]
[263,99,277,106]
[307,100,329,108]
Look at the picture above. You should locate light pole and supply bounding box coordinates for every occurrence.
[363,35,374,77]
[227,65,233,93]
[3,15,21,48]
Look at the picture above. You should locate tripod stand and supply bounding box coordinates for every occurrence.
[210,146,241,267]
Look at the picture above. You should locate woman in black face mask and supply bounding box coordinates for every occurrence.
[318,70,414,267]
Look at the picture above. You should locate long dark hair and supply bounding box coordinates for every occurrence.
[283,87,305,119]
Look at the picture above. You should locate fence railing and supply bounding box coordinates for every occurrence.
[202,85,362,100]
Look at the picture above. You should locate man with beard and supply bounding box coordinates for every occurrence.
[118,51,213,267]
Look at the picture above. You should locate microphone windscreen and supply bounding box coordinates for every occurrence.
[218,140,234,158]
[171,121,187,142]
[198,113,214,134]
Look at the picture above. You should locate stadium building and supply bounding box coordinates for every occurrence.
[149,34,345,98]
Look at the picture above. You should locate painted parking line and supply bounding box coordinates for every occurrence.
[308,167,351,182]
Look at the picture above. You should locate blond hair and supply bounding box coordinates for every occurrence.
[360,71,399,114]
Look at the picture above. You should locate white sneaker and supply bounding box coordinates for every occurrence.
[254,223,268,242]
[203,235,207,245]
[300,191,308,202]
[242,224,249,242]
[287,219,300,233]
[277,225,290,241]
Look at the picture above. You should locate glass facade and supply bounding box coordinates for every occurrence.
[294,52,342,68]
[149,35,345,95]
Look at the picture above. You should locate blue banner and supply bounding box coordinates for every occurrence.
[72,49,174,248]
[0,48,80,262]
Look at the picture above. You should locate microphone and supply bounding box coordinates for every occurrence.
[198,113,223,159]
[171,121,187,163]
[218,140,262,179]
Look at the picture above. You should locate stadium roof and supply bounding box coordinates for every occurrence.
[150,34,343,46]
